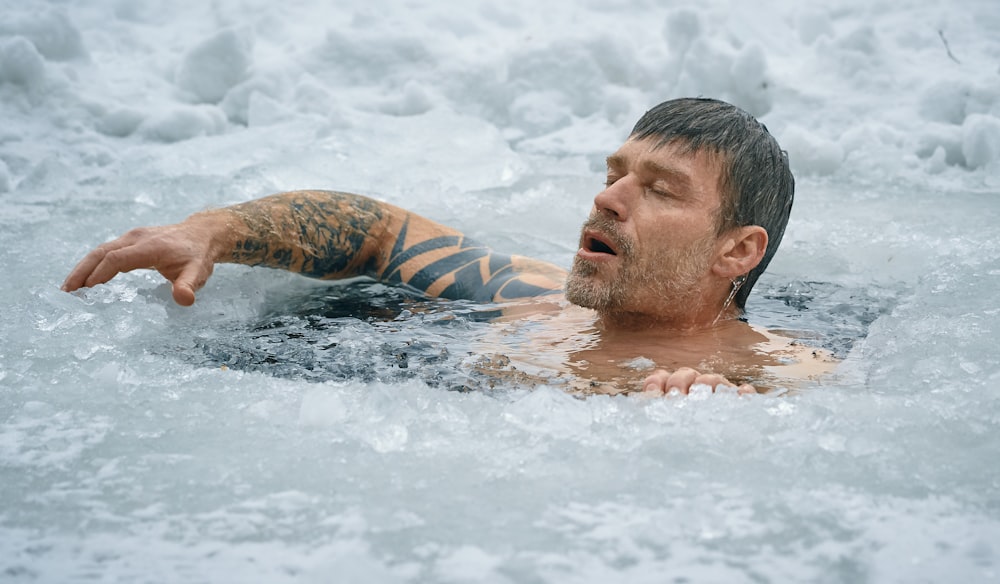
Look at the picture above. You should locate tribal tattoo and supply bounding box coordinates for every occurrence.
[381,215,565,302]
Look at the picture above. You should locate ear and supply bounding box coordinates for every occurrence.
[712,225,768,279]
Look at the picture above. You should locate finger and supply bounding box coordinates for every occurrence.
[63,228,153,291]
[63,248,109,291]
[83,244,157,289]
[642,369,671,393]
[738,384,757,396]
[693,373,730,392]
[665,367,699,395]
[171,261,212,306]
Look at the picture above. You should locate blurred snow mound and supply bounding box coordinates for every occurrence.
[0,37,46,90]
[663,10,773,118]
[139,104,228,143]
[175,27,255,104]
[0,8,87,61]
[780,125,844,176]
[961,114,1000,170]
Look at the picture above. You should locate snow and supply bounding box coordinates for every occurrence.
[2,0,1000,582]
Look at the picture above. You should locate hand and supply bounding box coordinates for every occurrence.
[61,213,226,306]
[641,367,756,396]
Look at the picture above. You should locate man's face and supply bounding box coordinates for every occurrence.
[565,137,727,321]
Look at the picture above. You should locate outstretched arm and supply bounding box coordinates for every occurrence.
[63,190,567,305]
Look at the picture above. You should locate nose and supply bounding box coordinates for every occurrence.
[593,175,636,221]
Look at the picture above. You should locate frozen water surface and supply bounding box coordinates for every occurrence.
[2,0,1000,582]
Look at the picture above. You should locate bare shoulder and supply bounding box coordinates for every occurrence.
[752,325,840,383]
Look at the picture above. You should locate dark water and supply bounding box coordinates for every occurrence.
[753,277,902,358]
[193,281,504,390]
[190,276,900,387]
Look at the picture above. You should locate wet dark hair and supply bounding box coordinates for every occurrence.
[630,97,795,311]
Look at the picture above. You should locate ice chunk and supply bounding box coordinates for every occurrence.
[299,388,349,426]
[919,80,971,125]
[502,385,592,438]
[219,76,282,125]
[96,108,145,138]
[508,90,572,135]
[622,357,656,371]
[961,113,1000,170]
[375,80,435,117]
[175,28,254,104]
[925,145,948,174]
[138,104,227,143]
[915,122,965,166]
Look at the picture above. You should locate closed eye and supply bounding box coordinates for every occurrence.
[648,181,678,199]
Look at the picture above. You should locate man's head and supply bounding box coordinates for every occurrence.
[565,97,794,327]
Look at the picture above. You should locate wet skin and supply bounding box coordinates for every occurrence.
[63,139,817,395]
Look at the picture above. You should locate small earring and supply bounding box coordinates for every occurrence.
[713,275,747,325]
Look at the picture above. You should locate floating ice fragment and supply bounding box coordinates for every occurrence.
[621,356,655,370]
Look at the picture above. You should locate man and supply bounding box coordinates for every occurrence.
[63,98,816,395]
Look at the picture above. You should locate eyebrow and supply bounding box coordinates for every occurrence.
[606,154,695,194]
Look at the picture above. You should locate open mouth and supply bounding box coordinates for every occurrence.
[585,233,618,256]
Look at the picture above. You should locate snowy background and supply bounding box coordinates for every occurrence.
[2,0,1000,582]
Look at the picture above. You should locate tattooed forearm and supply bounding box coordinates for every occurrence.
[223,190,386,279]
[215,189,566,302]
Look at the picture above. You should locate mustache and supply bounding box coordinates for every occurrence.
[581,213,634,257]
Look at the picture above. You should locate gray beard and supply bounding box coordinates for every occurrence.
[564,215,713,316]
[564,214,634,311]
[565,256,628,311]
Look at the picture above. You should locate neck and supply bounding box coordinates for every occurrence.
[594,304,743,334]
